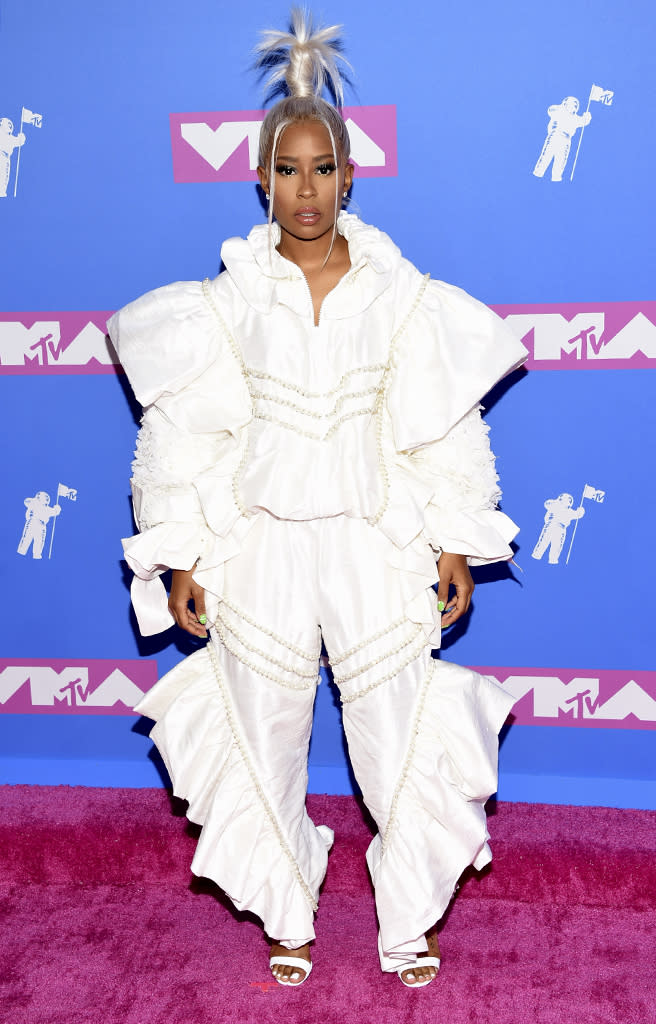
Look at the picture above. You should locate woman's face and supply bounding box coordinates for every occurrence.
[258,119,353,246]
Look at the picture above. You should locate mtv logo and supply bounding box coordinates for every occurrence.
[502,311,608,365]
[494,302,656,370]
[170,105,398,182]
[476,667,656,730]
[0,659,158,715]
[0,314,118,375]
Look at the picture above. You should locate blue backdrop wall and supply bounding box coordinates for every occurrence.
[1,0,655,808]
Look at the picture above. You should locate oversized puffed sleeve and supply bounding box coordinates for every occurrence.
[107,278,252,635]
[402,406,518,564]
[385,273,527,564]
[386,275,527,451]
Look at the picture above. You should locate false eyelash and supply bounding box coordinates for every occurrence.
[274,163,336,176]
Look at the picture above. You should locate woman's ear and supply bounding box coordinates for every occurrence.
[344,161,354,193]
[257,166,270,196]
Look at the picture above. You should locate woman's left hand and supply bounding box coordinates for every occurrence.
[436,552,474,628]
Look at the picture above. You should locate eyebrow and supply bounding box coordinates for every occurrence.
[275,153,335,162]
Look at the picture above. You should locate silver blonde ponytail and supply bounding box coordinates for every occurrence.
[255,7,350,108]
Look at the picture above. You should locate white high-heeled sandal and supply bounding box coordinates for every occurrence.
[269,954,313,986]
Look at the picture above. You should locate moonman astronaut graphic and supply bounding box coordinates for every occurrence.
[533,97,591,182]
[532,493,585,564]
[17,492,60,559]
[0,118,25,197]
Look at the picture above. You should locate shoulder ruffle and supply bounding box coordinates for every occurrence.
[386,270,528,451]
[107,277,251,435]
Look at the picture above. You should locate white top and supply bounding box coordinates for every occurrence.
[107,213,528,635]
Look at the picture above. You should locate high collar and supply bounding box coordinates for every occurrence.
[219,213,403,319]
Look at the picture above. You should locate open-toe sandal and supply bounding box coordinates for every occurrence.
[269,954,313,986]
[397,956,441,988]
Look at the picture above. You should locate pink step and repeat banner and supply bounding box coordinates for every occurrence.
[1,0,654,805]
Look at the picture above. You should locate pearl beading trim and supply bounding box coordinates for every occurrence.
[207,641,318,911]
[381,659,436,852]
[369,274,430,527]
[333,624,423,685]
[246,363,386,399]
[202,278,253,519]
[250,384,380,420]
[219,597,319,662]
[329,616,407,666]
[339,632,427,704]
[254,407,373,441]
[214,617,318,692]
[216,607,319,680]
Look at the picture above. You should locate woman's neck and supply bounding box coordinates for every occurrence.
[277,226,350,275]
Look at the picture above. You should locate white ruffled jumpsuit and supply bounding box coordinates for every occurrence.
[107,213,527,970]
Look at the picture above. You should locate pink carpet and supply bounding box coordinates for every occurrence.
[1,786,654,1024]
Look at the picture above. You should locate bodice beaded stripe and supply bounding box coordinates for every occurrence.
[246,362,386,441]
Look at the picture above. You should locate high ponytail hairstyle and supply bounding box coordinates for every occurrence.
[254,8,352,253]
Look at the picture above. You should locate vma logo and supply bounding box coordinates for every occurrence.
[0,659,158,715]
[170,105,398,182]
[0,313,118,375]
[493,302,656,369]
[475,667,656,730]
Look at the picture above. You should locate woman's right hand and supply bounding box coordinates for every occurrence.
[168,567,208,637]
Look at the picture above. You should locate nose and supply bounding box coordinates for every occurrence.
[296,171,316,198]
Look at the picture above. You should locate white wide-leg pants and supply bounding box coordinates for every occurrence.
[135,512,514,967]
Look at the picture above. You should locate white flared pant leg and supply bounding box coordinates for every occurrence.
[315,516,509,970]
[314,517,438,962]
[197,513,330,949]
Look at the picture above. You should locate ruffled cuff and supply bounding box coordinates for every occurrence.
[122,522,210,636]
[425,506,519,565]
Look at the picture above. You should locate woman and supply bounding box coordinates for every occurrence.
[108,11,527,988]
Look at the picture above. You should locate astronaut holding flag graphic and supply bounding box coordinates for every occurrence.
[16,482,77,560]
[532,484,605,565]
[0,106,44,197]
[17,492,61,560]
[0,118,25,197]
[532,493,585,564]
[533,98,591,182]
[533,85,613,182]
